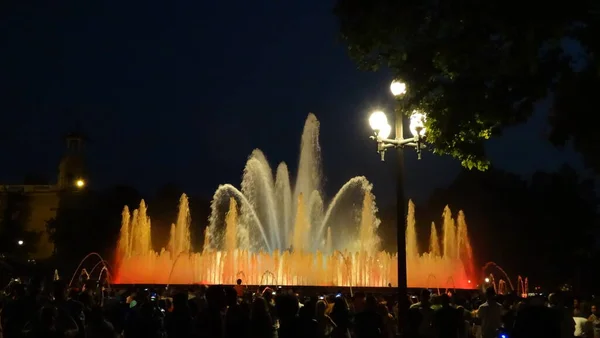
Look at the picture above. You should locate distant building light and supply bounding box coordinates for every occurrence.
[75,179,85,188]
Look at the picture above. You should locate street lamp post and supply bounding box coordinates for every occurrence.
[369,80,427,336]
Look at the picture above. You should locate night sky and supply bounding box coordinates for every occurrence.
[0,0,588,209]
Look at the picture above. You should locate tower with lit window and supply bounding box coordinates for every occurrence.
[57,133,87,190]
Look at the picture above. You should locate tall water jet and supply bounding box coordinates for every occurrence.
[168,194,191,257]
[225,198,238,252]
[429,222,440,257]
[442,206,457,259]
[326,227,332,254]
[358,192,379,254]
[457,211,475,278]
[113,113,476,288]
[117,206,131,259]
[130,201,151,255]
[275,163,293,248]
[242,150,281,250]
[294,113,322,212]
[292,194,309,252]
[406,201,418,258]
[307,191,324,251]
[202,228,210,252]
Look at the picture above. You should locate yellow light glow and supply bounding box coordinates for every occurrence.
[378,123,392,139]
[76,179,85,188]
[484,277,490,283]
[17,240,23,246]
[390,80,407,96]
[369,111,388,131]
[409,111,427,138]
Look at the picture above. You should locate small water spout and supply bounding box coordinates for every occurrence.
[482,262,515,291]
[69,252,110,287]
[259,270,278,289]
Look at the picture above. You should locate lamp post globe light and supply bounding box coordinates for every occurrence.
[390,80,407,96]
[368,80,428,335]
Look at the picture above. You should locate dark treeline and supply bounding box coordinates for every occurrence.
[43,182,211,272]
[378,164,599,292]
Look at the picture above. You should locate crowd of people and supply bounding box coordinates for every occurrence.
[0,276,598,338]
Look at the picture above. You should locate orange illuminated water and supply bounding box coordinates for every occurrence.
[113,113,475,288]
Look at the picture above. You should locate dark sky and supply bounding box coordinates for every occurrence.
[0,0,587,209]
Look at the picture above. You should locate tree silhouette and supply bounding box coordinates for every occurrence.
[46,185,142,270]
[424,165,598,290]
[334,0,600,172]
[45,182,213,270]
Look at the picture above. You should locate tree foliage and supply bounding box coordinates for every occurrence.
[334,0,600,172]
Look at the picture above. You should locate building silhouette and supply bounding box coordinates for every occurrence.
[0,133,87,259]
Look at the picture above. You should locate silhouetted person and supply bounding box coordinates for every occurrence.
[315,300,337,338]
[298,299,318,338]
[432,294,460,338]
[234,279,245,298]
[52,280,85,338]
[165,292,195,338]
[588,304,600,338]
[477,287,502,338]
[196,285,226,338]
[86,306,117,338]
[409,289,434,338]
[376,302,395,338]
[513,295,560,338]
[354,295,384,338]
[249,297,275,338]
[573,308,593,337]
[224,287,249,338]
[330,297,352,338]
[2,283,30,338]
[548,292,576,338]
[275,293,301,338]
[124,290,164,338]
[263,288,278,325]
[500,294,517,337]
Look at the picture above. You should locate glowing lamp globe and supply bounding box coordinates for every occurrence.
[17,240,23,246]
[369,111,391,139]
[369,111,388,130]
[75,179,85,188]
[409,111,427,138]
[390,80,407,96]
[378,123,392,139]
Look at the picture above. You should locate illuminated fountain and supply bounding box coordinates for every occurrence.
[482,262,529,296]
[114,113,475,288]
